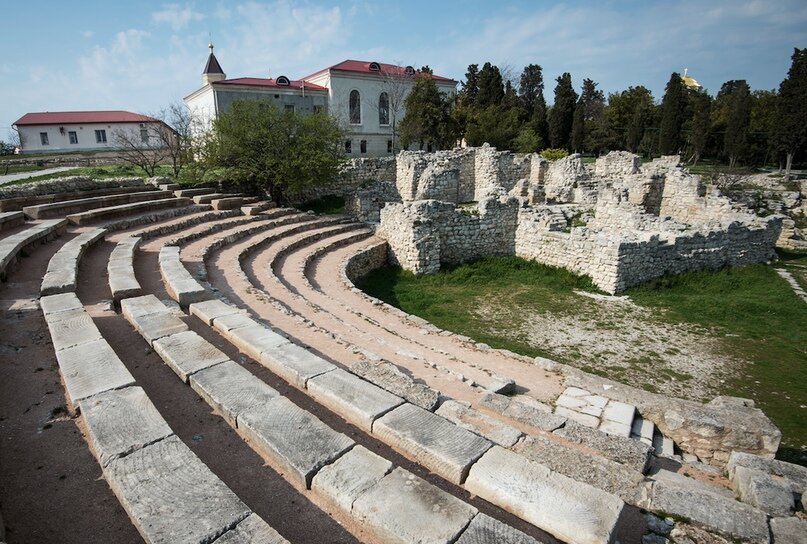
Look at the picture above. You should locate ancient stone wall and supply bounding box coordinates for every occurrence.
[345,180,401,223]
[287,156,396,204]
[0,176,147,199]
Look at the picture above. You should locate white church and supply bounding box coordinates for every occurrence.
[184,45,457,156]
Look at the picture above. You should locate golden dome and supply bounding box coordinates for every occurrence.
[681,68,701,88]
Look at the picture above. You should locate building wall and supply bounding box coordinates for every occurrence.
[17,122,161,154]
[185,86,217,135]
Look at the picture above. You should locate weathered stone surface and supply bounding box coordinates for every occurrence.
[732,465,795,516]
[602,400,637,426]
[212,513,289,544]
[350,359,440,411]
[464,446,625,544]
[352,467,478,544]
[646,468,769,543]
[555,405,600,428]
[260,342,334,389]
[190,299,245,325]
[372,403,492,484]
[238,396,354,488]
[79,386,173,467]
[121,294,171,319]
[108,261,142,303]
[311,445,393,512]
[553,420,652,473]
[39,292,83,315]
[598,419,633,438]
[104,435,250,544]
[770,517,807,544]
[479,392,567,432]
[41,228,106,295]
[159,245,209,307]
[436,400,523,447]
[514,435,646,503]
[306,368,402,431]
[56,338,136,403]
[227,325,289,362]
[45,308,104,351]
[128,310,189,346]
[153,330,229,383]
[190,360,279,428]
[728,451,807,494]
[212,312,259,334]
[455,513,541,544]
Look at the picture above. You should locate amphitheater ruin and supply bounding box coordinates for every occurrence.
[0,148,805,544]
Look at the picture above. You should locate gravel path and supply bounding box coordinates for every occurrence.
[0,167,75,185]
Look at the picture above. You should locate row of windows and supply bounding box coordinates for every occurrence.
[38,128,149,146]
[349,90,390,126]
[344,139,394,154]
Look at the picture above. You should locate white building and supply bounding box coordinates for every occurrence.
[13,110,166,154]
[184,45,457,156]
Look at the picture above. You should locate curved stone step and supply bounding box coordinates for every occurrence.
[67,197,193,226]
[0,184,155,212]
[108,236,142,303]
[41,228,106,295]
[0,211,24,232]
[24,190,173,219]
[159,245,209,307]
[0,219,67,280]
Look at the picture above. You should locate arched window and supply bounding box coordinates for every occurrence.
[369,61,381,72]
[275,75,290,86]
[349,89,361,125]
[378,92,390,125]
[404,66,415,76]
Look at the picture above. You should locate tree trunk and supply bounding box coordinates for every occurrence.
[785,151,794,181]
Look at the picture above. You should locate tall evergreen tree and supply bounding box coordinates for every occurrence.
[570,79,605,153]
[724,80,752,167]
[686,89,712,165]
[775,48,807,178]
[605,86,654,151]
[571,98,585,152]
[400,72,455,151]
[748,90,777,166]
[549,73,577,150]
[476,62,505,108]
[658,72,687,155]
[519,64,550,149]
[459,64,480,108]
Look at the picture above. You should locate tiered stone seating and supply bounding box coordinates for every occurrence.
[193,193,242,205]
[66,197,193,225]
[0,185,155,212]
[23,190,173,219]
[41,228,106,295]
[0,211,24,231]
[0,219,67,280]
[108,236,142,303]
[159,245,209,307]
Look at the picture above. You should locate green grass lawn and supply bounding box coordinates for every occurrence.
[358,255,807,462]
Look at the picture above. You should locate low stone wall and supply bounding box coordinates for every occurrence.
[0,176,147,199]
[345,180,401,223]
[343,242,389,283]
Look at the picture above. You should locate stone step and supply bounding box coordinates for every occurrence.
[193,193,242,205]
[0,184,155,212]
[630,416,655,446]
[158,183,181,191]
[41,228,106,295]
[173,187,217,198]
[121,294,189,346]
[153,329,230,383]
[108,236,142,303]
[0,218,68,280]
[652,430,675,457]
[135,210,241,242]
[98,204,210,233]
[159,245,209,307]
[0,210,25,231]
[23,190,173,219]
[211,197,244,211]
[67,197,193,225]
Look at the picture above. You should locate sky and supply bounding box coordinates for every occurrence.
[2,0,806,139]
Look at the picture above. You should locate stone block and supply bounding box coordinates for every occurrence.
[153,330,230,383]
[108,262,141,303]
[190,299,246,326]
[311,445,393,513]
[213,513,289,544]
[555,405,600,428]
[464,446,625,544]
[732,465,795,516]
[190,360,279,428]
[121,294,171,320]
[306,368,402,431]
[352,467,477,544]
[554,420,652,473]
[372,403,492,484]
[455,513,541,544]
[728,451,807,494]
[770,517,807,544]
[486,377,516,395]
[56,338,135,403]
[350,359,440,411]
[259,341,334,388]
[502,396,567,432]
[104,435,250,544]
[602,400,636,426]
[229,325,290,362]
[212,312,258,334]
[79,386,174,467]
[39,292,83,316]
[599,419,633,438]
[128,311,189,346]
[436,400,523,447]
[237,396,354,488]
[45,308,104,351]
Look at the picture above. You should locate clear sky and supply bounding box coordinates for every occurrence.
[2,0,806,137]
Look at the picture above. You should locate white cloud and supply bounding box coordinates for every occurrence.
[82,30,94,39]
[152,3,205,30]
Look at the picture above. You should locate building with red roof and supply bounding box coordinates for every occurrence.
[184,45,457,156]
[13,110,166,154]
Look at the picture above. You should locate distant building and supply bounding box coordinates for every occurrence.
[184,44,457,156]
[13,110,165,154]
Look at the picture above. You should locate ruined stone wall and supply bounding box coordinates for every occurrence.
[0,176,147,199]
[395,149,476,202]
[472,145,533,200]
[345,180,401,223]
[343,241,389,283]
[287,156,396,203]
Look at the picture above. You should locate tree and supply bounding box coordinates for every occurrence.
[399,72,456,150]
[465,104,521,149]
[204,100,343,204]
[775,48,807,178]
[459,64,480,108]
[570,78,604,153]
[571,98,585,152]
[723,80,752,167]
[686,89,712,165]
[374,64,414,154]
[605,86,655,152]
[549,73,577,150]
[658,72,687,155]
[519,64,549,148]
[748,89,777,166]
[476,62,505,108]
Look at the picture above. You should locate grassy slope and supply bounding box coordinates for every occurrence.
[358,256,807,457]
[1,164,178,186]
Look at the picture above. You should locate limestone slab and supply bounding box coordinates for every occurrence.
[229,325,289,362]
[553,420,652,473]
[190,360,279,428]
[104,435,250,544]
[727,451,807,494]
[45,308,104,351]
[307,368,402,431]
[555,405,600,428]
[213,514,289,544]
[372,403,492,484]
[79,386,174,467]
[56,338,136,402]
[499,396,567,432]
[464,446,625,544]
[602,400,636,426]
[455,513,541,544]
[39,292,83,315]
[213,312,261,334]
[352,467,477,544]
[311,445,393,512]
[436,400,523,447]
[128,311,189,346]
[598,419,632,438]
[350,359,440,411]
[770,517,807,544]
[190,299,245,325]
[121,294,171,320]
[153,330,230,382]
[732,465,795,516]
[237,396,354,488]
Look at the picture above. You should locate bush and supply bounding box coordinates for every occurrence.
[540,148,569,160]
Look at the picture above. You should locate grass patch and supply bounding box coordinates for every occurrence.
[0,163,52,175]
[2,164,177,185]
[296,194,345,215]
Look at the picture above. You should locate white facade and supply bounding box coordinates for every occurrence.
[15,120,164,154]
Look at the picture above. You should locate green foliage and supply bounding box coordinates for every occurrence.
[723,80,752,167]
[659,72,687,155]
[775,48,807,175]
[204,100,343,204]
[476,62,505,108]
[513,126,541,153]
[400,73,457,151]
[296,194,345,214]
[685,89,712,164]
[0,140,15,155]
[465,104,522,150]
[459,64,480,108]
[604,86,655,152]
[549,73,577,150]
[571,98,585,152]
[540,148,569,160]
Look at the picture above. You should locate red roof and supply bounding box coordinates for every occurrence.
[304,60,457,83]
[215,77,328,91]
[14,110,159,126]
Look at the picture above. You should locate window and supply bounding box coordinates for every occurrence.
[95,129,107,143]
[140,128,149,143]
[378,92,390,125]
[68,131,78,144]
[349,89,361,124]
[360,140,367,154]
[344,140,352,153]
[387,140,393,153]
[369,61,381,72]
[284,104,295,113]
[405,65,415,76]
[276,75,290,86]
[40,132,49,145]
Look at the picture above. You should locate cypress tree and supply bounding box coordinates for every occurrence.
[687,90,711,165]
[476,63,504,108]
[571,98,585,152]
[549,73,577,150]
[460,64,480,108]
[658,72,686,155]
[775,48,807,178]
[724,80,752,167]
